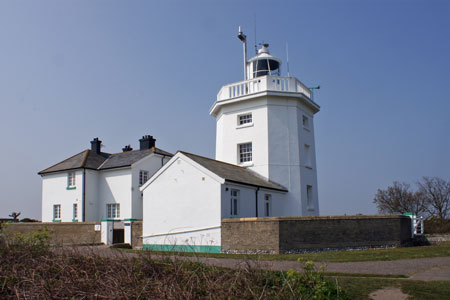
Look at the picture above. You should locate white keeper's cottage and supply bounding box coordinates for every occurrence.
[140,29,320,252]
[39,136,172,224]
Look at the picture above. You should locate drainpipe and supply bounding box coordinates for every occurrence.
[160,154,166,167]
[82,169,86,222]
[255,187,260,217]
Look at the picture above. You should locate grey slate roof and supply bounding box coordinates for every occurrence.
[39,147,173,175]
[180,151,288,192]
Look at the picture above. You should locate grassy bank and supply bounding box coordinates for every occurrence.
[123,242,450,263]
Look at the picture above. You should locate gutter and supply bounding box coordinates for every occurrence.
[225,179,288,193]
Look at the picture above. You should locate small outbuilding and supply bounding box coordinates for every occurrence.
[140,151,287,252]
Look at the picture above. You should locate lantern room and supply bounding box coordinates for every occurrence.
[247,44,282,79]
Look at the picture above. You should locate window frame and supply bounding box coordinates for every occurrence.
[237,112,253,127]
[238,142,253,164]
[304,144,312,168]
[139,170,149,186]
[53,204,61,220]
[306,185,314,211]
[230,189,240,216]
[302,114,310,131]
[67,172,76,188]
[73,203,78,220]
[107,203,120,219]
[264,194,272,217]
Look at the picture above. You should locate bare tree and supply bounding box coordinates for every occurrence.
[417,177,450,221]
[373,182,427,215]
[9,212,21,222]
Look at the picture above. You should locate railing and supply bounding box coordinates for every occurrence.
[217,76,312,101]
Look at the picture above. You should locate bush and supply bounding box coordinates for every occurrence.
[424,218,450,234]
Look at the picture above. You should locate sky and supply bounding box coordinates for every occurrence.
[0,0,449,219]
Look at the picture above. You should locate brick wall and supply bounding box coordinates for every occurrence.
[1,222,101,246]
[222,215,412,254]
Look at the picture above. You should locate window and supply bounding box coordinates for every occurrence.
[139,170,149,186]
[53,204,61,220]
[264,194,271,217]
[107,203,120,219]
[239,143,252,163]
[230,189,239,216]
[306,185,314,210]
[73,203,78,220]
[67,172,75,187]
[304,144,311,167]
[238,113,252,126]
[302,115,310,129]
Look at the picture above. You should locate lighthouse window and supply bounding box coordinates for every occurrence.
[239,143,252,163]
[253,58,280,77]
[238,113,252,125]
[302,115,310,130]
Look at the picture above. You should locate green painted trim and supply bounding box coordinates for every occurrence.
[143,244,221,253]
[123,218,140,221]
[52,219,61,222]
[403,212,416,216]
[72,219,78,222]
[100,218,121,222]
[66,186,76,190]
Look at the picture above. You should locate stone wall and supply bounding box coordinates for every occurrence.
[1,222,101,246]
[222,215,412,254]
[131,221,143,249]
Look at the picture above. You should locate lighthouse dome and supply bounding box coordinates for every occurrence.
[248,44,282,79]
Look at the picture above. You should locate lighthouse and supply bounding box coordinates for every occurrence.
[210,28,320,216]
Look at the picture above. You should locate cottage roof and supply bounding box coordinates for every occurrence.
[38,147,172,175]
[179,151,287,192]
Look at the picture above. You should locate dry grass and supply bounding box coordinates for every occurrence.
[0,231,346,299]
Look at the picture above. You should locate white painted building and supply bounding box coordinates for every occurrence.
[39,136,172,225]
[140,31,320,252]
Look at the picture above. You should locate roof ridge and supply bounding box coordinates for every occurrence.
[178,151,247,170]
[80,150,90,167]
[38,149,89,174]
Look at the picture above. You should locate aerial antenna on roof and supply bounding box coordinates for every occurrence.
[286,42,290,77]
[254,14,258,54]
[237,26,247,80]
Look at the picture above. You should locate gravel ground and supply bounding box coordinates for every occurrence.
[63,246,450,281]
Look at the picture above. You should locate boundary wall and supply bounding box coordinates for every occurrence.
[1,222,101,246]
[222,215,412,254]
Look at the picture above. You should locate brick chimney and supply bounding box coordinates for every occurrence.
[139,135,156,150]
[90,138,102,154]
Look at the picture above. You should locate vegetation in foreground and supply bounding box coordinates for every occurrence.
[0,229,347,299]
[121,241,450,263]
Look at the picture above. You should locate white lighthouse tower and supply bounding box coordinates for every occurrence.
[210,28,320,216]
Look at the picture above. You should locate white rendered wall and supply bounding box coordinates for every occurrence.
[215,94,319,217]
[142,157,222,248]
[41,170,83,222]
[221,183,285,219]
[131,154,171,220]
[97,168,132,220]
[85,169,99,222]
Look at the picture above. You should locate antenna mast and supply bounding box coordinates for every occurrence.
[238,26,247,81]
[286,42,290,77]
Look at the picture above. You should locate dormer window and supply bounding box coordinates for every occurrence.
[67,172,76,189]
[238,113,252,126]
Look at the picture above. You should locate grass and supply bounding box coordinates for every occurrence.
[121,241,450,263]
[332,277,450,300]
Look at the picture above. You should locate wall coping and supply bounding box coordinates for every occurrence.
[222,215,409,223]
[6,222,101,225]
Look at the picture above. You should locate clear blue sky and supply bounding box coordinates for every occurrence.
[1,0,449,219]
